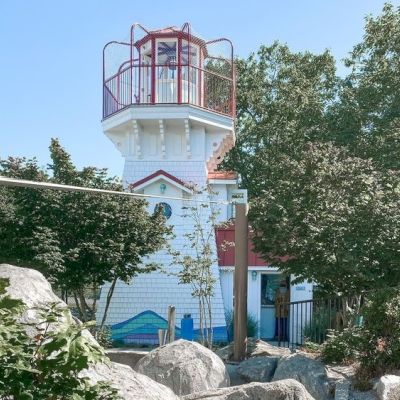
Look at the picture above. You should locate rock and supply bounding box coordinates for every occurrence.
[225,364,247,386]
[135,339,230,395]
[375,375,400,400]
[272,353,332,400]
[182,379,315,400]
[215,338,290,362]
[237,356,279,382]
[0,264,71,337]
[83,362,178,400]
[0,264,179,400]
[106,348,148,369]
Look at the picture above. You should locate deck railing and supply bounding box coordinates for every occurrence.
[103,64,234,120]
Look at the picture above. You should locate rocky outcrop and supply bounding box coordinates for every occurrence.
[182,379,315,400]
[375,375,400,400]
[0,264,179,400]
[272,353,333,400]
[135,339,230,396]
[237,356,279,383]
[106,348,148,369]
[215,338,290,362]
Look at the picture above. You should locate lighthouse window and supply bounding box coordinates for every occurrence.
[181,42,198,66]
[154,202,172,219]
[157,41,177,66]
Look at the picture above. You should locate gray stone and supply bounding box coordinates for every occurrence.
[0,264,179,400]
[375,375,400,400]
[273,353,333,400]
[135,339,230,396]
[0,264,72,337]
[215,338,290,362]
[335,380,350,400]
[106,348,148,369]
[237,356,279,382]
[225,363,247,386]
[83,362,178,400]
[182,379,315,400]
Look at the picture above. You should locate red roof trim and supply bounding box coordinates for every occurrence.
[130,170,187,190]
[208,171,238,180]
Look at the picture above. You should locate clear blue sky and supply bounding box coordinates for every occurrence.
[0,0,397,177]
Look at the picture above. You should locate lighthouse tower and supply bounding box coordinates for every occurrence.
[97,23,236,344]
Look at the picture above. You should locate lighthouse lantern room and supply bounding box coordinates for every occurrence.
[103,23,235,119]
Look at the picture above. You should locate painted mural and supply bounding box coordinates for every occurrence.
[111,310,228,345]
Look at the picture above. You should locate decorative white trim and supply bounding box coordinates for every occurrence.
[208,179,237,185]
[132,120,142,158]
[102,104,234,134]
[132,174,193,194]
[184,119,191,159]
[159,119,166,159]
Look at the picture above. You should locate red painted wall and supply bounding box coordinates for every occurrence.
[215,226,271,267]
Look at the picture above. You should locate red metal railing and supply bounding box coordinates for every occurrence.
[103,63,234,119]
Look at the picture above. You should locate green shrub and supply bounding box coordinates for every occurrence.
[357,288,400,375]
[225,310,259,340]
[321,288,400,380]
[0,278,121,399]
[321,327,364,364]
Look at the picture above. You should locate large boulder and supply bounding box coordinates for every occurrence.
[84,362,178,400]
[0,264,179,400]
[135,339,230,395]
[0,263,71,337]
[182,379,315,400]
[237,356,279,383]
[272,353,332,400]
[375,375,400,400]
[215,338,290,362]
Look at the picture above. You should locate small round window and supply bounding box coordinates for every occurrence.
[154,202,172,219]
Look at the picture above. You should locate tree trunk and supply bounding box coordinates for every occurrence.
[100,277,117,329]
[78,289,89,322]
[91,283,98,317]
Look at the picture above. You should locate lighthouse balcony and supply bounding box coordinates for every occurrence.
[103,63,234,120]
[103,23,235,121]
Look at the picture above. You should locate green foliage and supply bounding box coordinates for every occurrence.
[0,278,120,399]
[357,288,400,375]
[321,327,364,364]
[223,4,400,296]
[92,326,113,349]
[225,309,259,340]
[0,139,171,324]
[321,288,400,378]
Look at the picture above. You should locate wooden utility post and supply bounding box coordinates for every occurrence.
[233,202,249,361]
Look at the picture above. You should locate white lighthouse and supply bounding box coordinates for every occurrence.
[97,23,237,344]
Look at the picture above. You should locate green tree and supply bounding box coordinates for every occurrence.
[0,139,171,325]
[223,42,337,197]
[328,3,400,170]
[249,142,400,294]
[223,5,400,296]
[170,192,221,349]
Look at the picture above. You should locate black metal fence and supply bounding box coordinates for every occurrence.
[277,296,362,349]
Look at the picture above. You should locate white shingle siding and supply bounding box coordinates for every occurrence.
[98,106,235,343]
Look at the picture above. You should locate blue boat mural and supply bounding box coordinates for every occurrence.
[111,310,228,345]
